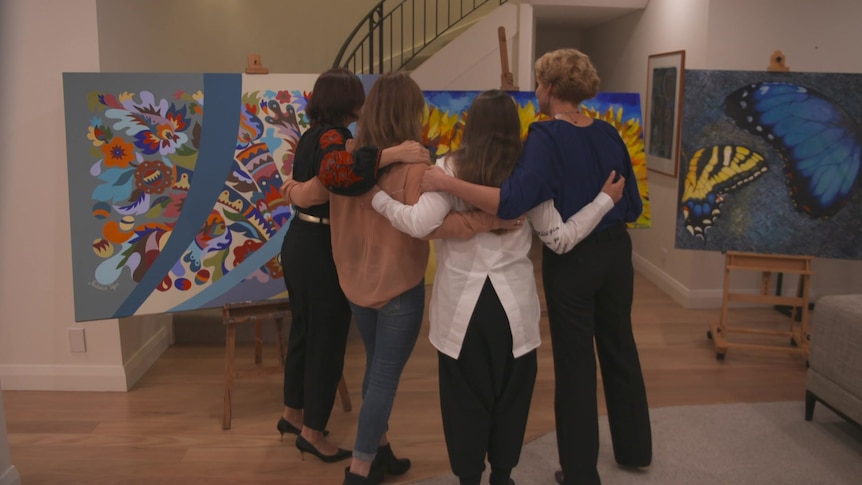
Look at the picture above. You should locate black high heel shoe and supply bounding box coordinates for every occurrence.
[276,417,329,441]
[295,435,352,463]
[374,443,411,475]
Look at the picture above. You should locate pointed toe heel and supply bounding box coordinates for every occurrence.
[295,435,352,463]
[276,417,300,441]
[276,417,329,441]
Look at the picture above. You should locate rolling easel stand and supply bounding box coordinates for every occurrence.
[707,251,812,361]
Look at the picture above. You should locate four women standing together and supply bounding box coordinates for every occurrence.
[277,48,652,485]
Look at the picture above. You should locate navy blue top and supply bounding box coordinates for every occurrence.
[498,119,642,231]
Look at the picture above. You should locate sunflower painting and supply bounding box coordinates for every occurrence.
[423,91,650,228]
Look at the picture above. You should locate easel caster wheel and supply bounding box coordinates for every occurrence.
[707,330,713,340]
[716,352,725,361]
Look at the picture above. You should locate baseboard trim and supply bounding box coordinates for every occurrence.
[123,326,172,390]
[633,252,724,309]
[0,466,21,485]
[0,363,128,391]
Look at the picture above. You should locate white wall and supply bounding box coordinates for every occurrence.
[412,3,522,90]
[582,0,862,306]
[0,0,170,391]
[96,0,381,73]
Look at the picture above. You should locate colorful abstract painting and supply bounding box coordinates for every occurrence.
[422,91,651,228]
[676,70,862,259]
[63,73,354,321]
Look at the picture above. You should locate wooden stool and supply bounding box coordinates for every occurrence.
[221,298,352,430]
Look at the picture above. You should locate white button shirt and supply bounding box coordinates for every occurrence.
[372,156,613,359]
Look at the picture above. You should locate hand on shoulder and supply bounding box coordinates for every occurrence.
[601,170,625,203]
[419,165,451,193]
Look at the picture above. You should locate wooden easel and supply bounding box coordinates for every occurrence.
[707,251,813,360]
[221,298,351,429]
[705,52,813,361]
[498,26,518,90]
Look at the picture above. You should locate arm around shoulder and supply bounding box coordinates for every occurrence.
[527,192,614,254]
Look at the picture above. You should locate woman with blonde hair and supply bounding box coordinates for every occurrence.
[282,72,508,485]
[421,49,652,485]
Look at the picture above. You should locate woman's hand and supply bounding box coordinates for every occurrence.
[279,172,294,200]
[380,140,431,167]
[496,216,525,231]
[420,165,453,193]
[601,170,625,203]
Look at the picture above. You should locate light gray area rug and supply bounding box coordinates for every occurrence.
[411,401,862,484]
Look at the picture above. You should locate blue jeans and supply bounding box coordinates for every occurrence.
[350,282,425,461]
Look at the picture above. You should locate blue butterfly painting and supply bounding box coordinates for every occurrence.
[676,70,862,260]
[724,81,861,218]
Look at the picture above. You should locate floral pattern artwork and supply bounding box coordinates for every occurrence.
[422,91,651,228]
[62,73,330,321]
[84,87,313,295]
[86,89,203,292]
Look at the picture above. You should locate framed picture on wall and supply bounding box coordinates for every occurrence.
[645,50,685,177]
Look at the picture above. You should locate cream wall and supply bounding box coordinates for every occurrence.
[96,0,381,73]
[0,0,171,392]
[581,0,862,306]
[412,3,521,90]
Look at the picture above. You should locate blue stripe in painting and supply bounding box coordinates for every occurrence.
[113,73,242,318]
[168,221,290,312]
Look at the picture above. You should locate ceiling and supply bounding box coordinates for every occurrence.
[533,4,644,29]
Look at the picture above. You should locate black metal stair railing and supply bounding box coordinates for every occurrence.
[334,0,508,74]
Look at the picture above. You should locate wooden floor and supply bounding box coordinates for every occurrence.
[4,266,809,484]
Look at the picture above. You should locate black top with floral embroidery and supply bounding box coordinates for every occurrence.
[291,125,380,219]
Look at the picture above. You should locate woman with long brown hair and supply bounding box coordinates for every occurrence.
[277,68,430,464]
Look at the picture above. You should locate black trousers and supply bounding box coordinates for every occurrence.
[542,225,652,485]
[280,218,352,431]
[438,278,537,484]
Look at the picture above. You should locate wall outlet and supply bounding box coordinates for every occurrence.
[69,327,87,353]
[660,247,668,263]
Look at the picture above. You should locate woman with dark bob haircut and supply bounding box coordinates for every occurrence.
[421,48,652,485]
[276,68,429,464]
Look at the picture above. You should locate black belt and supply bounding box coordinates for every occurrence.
[296,211,330,224]
[582,222,627,244]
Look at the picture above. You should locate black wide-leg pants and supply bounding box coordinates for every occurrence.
[280,218,352,431]
[542,225,652,485]
[438,278,537,484]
